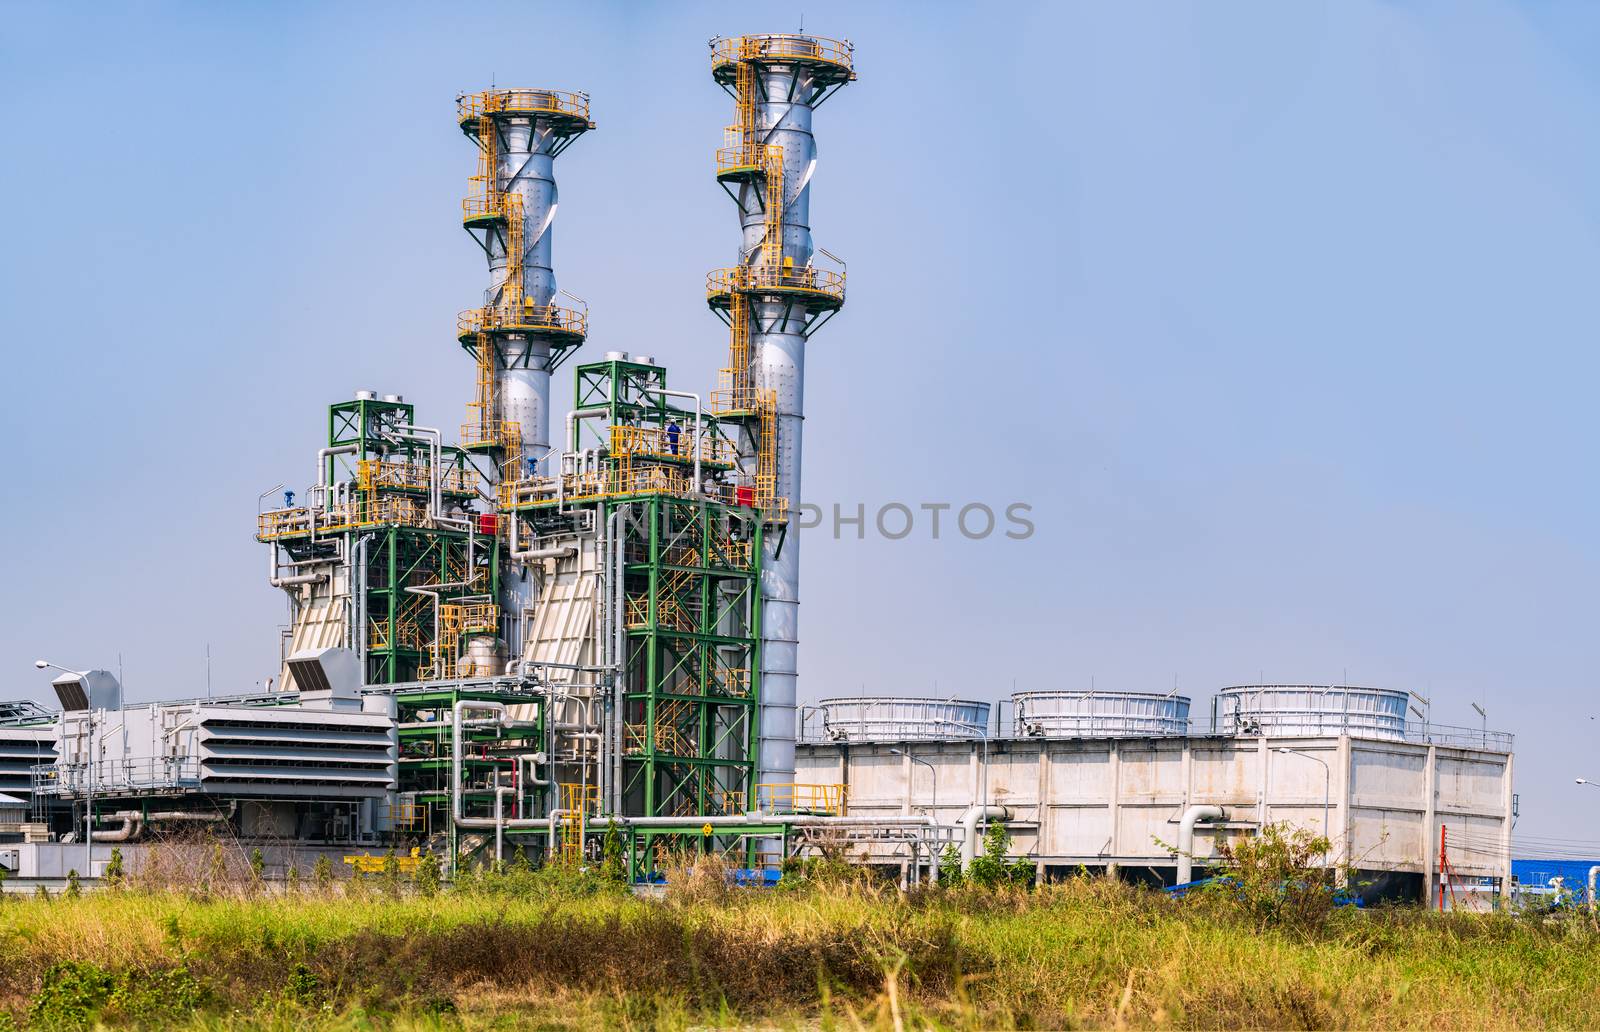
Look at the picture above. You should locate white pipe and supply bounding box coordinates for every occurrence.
[1176,804,1224,885]
[395,425,443,518]
[90,812,142,842]
[565,408,611,453]
[641,387,704,490]
[450,701,546,849]
[1589,865,1599,906]
[267,544,326,588]
[610,507,626,813]
[507,515,577,562]
[959,805,1010,872]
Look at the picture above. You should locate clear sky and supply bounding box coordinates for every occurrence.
[1,1,1596,842]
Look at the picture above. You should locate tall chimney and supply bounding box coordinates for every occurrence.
[457,88,594,650]
[707,35,855,790]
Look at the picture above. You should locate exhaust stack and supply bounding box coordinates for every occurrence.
[706,35,855,790]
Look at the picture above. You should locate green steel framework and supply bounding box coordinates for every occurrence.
[388,685,547,863]
[503,358,769,872]
[270,362,777,873]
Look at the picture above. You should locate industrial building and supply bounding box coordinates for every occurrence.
[2,37,1514,900]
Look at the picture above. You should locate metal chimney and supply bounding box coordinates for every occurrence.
[707,34,855,791]
[457,88,594,650]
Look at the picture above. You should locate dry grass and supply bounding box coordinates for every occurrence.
[1,872,1597,1029]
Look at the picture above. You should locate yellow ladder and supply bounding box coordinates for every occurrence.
[429,604,465,680]
[560,809,584,865]
[761,143,784,276]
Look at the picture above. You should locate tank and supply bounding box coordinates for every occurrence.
[458,636,507,679]
[1013,690,1190,738]
[1217,685,1407,741]
[817,696,989,742]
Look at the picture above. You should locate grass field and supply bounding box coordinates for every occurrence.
[1,863,1597,1031]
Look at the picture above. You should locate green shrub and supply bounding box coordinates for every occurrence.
[29,961,204,1030]
[413,852,441,897]
[602,819,627,884]
[103,848,124,887]
[1198,822,1340,932]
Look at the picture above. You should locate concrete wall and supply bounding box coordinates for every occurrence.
[797,734,1512,893]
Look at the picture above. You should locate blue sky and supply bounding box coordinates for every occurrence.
[1,1,1596,840]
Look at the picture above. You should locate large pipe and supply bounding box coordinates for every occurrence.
[394,424,443,518]
[959,805,1011,872]
[609,505,627,814]
[450,701,547,849]
[1176,804,1224,886]
[90,812,142,842]
[267,544,327,588]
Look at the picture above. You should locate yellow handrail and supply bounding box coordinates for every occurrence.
[755,782,847,816]
[458,302,588,338]
[711,34,854,74]
[707,264,845,302]
[357,460,475,495]
[457,88,592,125]
[608,424,738,466]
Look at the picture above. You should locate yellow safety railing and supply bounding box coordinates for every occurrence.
[608,424,738,466]
[458,417,521,452]
[357,460,475,495]
[461,194,500,222]
[707,263,845,302]
[385,802,428,830]
[445,601,500,635]
[717,789,748,815]
[711,34,855,75]
[458,88,593,126]
[498,469,784,516]
[559,782,601,815]
[458,301,588,338]
[258,496,435,539]
[755,783,848,816]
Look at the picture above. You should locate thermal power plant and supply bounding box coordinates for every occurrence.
[1,38,1517,902]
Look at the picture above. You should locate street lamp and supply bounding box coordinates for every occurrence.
[1276,747,1331,845]
[891,748,937,816]
[35,659,93,875]
[1577,778,1599,789]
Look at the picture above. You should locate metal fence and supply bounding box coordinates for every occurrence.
[31,758,203,797]
[797,705,1513,752]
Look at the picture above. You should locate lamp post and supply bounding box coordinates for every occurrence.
[890,748,937,816]
[34,659,92,875]
[1577,778,1599,789]
[1276,747,1331,846]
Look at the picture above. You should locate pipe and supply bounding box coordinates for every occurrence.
[610,507,626,814]
[1176,804,1224,886]
[507,515,576,562]
[394,425,444,518]
[959,805,1010,872]
[1589,866,1599,907]
[565,407,611,454]
[404,525,478,666]
[450,701,548,862]
[267,544,326,588]
[90,812,142,842]
[640,387,704,490]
